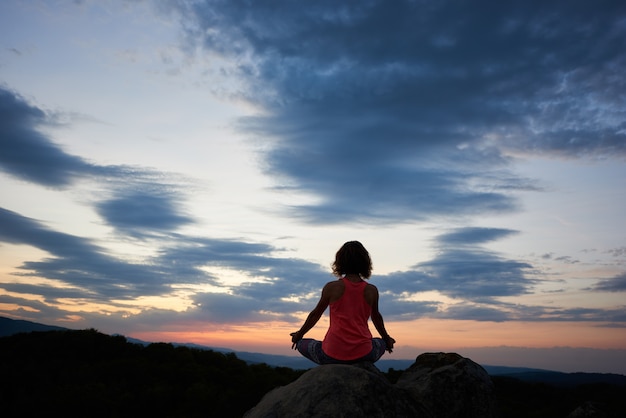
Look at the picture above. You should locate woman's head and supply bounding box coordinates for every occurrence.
[332,241,373,279]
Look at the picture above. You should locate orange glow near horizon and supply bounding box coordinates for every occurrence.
[390,319,626,350]
[128,318,626,359]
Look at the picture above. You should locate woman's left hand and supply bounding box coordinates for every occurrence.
[384,335,396,353]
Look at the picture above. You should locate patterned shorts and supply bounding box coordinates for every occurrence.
[295,338,387,365]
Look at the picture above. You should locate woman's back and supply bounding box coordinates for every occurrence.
[322,277,373,360]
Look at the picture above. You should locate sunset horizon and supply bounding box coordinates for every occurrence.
[4,314,625,375]
[1,0,625,378]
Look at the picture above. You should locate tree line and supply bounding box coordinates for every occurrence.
[0,329,304,417]
[1,329,624,417]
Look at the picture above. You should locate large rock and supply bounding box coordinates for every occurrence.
[396,352,496,418]
[244,352,496,418]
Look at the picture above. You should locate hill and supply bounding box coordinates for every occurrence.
[0,316,67,336]
[0,328,304,417]
[2,316,625,385]
[0,317,417,372]
[1,326,625,417]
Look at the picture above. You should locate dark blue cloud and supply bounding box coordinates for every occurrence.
[437,227,519,245]
[0,205,621,325]
[0,85,196,236]
[415,249,534,299]
[0,207,172,299]
[156,237,327,289]
[191,292,289,322]
[3,202,530,323]
[375,227,535,301]
[427,299,626,323]
[437,303,512,322]
[0,87,94,187]
[166,0,625,224]
[0,293,80,323]
[0,207,329,321]
[0,207,102,260]
[376,297,440,321]
[95,188,193,236]
[530,306,626,323]
[0,82,334,322]
[589,272,626,292]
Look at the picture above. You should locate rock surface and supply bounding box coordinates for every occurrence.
[244,352,496,418]
[396,352,496,418]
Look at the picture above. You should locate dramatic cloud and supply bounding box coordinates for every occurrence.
[164,0,625,224]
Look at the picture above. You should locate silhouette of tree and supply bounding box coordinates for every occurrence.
[1,330,624,417]
[0,329,304,417]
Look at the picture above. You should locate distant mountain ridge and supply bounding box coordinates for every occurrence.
[124,334,415,372]
[0,316,67,336]
[2,316,625,386]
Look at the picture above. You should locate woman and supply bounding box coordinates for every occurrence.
[290,241,396,364]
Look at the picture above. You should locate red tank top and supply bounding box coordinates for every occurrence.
[322,277,373,360]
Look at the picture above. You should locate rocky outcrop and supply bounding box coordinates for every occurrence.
[244,352,496,418]
[396,352,496,418]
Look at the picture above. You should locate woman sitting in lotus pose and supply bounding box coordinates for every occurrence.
[290,241,395,364]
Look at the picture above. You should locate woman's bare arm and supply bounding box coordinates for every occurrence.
[290,281,337,348]
[366,284,396,352]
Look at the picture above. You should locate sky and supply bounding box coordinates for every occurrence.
[1,0,625,374]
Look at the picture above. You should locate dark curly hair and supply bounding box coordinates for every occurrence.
[331,241,373,279]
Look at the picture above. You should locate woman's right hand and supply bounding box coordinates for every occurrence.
[290,331,303,349]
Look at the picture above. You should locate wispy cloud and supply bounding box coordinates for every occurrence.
[416,227,533,299]
[0,205,329,322]
[589,273,626,293]
[436,227,519,246]
[0,207,176,299]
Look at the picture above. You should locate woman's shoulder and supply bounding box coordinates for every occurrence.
[364,282,379,295]
[324,278,344,287]
[323,279,345,302]
[323,279,345,292]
